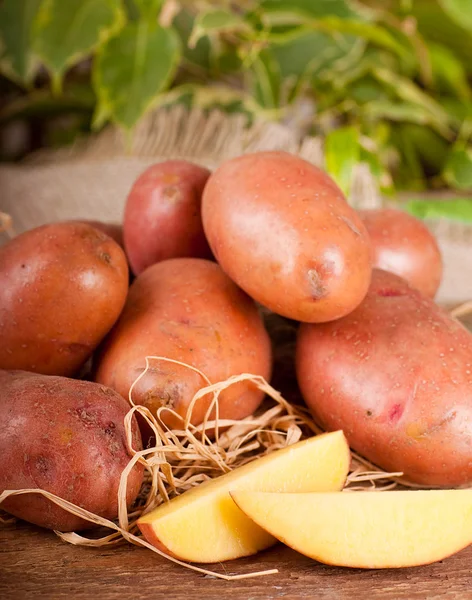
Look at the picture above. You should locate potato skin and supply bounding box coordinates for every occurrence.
[124,160,212,275]
[296,269,472,487]
[359,208,442,297]
[0,370,143,531]
[94,258,272,430]
[201,151,372,323]
[0,222,129,376]
[74,220,124,249]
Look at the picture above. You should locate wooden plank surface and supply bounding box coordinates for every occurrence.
[1,521,471,600]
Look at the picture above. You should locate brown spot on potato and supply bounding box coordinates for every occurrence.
[143,386,180,414]
[307,268,327,301]
[100,252,112,264]
[35,456,50,475]
[104,422,116,435]
[163,185,182,204]
[76,407,97,426]
[60,429,74,443]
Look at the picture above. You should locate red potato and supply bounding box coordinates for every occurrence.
[296,269,472,487]
[94,258,272,431]
[202,151,372,323]
[359,208,442,297]
[0,222,129,376]
[124,160,212,275]
[0,370,143,531]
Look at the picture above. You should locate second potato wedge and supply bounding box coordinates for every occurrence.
[232,489,472,569]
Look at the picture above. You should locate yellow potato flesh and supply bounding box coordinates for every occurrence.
[231,489,472,569]
[138,431,350,563]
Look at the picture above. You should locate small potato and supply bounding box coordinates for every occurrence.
[124,160,212,275]
[0,370,143,531]
[94,258,272,431]
[0,222,129,376]
[202,151,372,323]
[296,269,472,487]
[359,208,442,297]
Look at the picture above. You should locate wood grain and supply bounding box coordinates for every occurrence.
[1,521,471,600]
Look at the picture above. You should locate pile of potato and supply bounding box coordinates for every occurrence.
[1,151,470,535]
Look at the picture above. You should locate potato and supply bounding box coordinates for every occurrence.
[94,258,272,431]
[124,160,212,275]
[359,208,442,297]
[202,151,372,323]
[296,269,472,487]
[0,222,129,376]
[0,370,143,531]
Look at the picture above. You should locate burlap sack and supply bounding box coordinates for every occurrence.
[1,105,471,304]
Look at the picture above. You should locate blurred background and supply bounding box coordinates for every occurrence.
[0,0,471,203]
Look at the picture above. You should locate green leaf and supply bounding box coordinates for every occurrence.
[413,1,472,75]
[438,0,472,33]
[400,124,449,173]
[325,126,360,195]
[173,9,211,70]
[93,21,181,129]
[250,49,282,111]
[390,124,427,191]
[373,68,452,136]
[362,100,449,132]
[189,9,250,48]
[444,147,472,190]
[133,0,163,19]
[0,0,42,85]
[406,198,472,222]
[305,18,408,58]
[269,31,358,80]
[33,0,125,92]
[261,0,365,21]
[429,43,472,101]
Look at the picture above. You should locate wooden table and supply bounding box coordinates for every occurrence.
[1,521,471,599]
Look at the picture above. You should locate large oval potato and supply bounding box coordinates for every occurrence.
[94,258,272,430]
[0,222,129,376]
[296,269,472,487]
[124,160,212,275]
[202,151,372,323]
[359,208,442,297]
[0,370,143,531]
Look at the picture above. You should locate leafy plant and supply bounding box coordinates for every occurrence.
[0,0,471,193]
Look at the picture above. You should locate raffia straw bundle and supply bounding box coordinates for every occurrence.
[1,106,472,579]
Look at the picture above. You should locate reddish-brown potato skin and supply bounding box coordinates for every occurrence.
[94,258,272,431]
[0,370,143,531]
[73,220,124,249]
[124,160,212,275]
[202,151,372,323]
[0,222,129,376]
[359,208,442,297]
[296,269,472,487]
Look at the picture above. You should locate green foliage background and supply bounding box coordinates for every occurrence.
[1,0,471,194]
